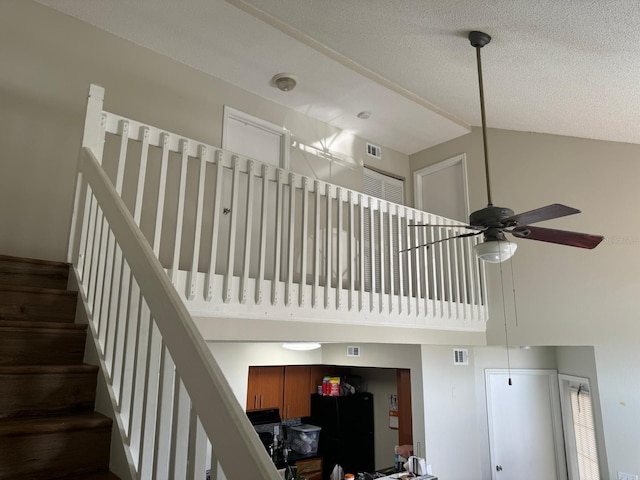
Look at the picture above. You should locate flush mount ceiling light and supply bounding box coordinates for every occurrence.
[281,342,321,351]
[272,73,297,92]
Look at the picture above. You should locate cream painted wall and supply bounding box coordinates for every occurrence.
[411,127,640,478]
[208,342,322,406]
[472,346,558,480]
[420,345,558,480]
[0,0,409,262]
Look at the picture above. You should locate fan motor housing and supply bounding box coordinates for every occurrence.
[469,205,515,227]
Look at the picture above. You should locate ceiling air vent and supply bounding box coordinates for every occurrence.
[366,143,381,159]
[453,348,469,365]
[347,346,361,357]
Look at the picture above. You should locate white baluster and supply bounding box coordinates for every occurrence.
[255,165,269,305]
[324,184,333,309]
[152,133,170,256]
[187,145,208,300]
[299,178,309,307]
[348,191,355,311]
[152,344,176,478]
[240,160,255,304]
[285,173,296,306]
[170,140,189,285]
[272,169,284,305]
[312,181,321,308]
[358,194,365,312]
[336,187,343,310]
[223,156,240,304]
[206,151,224,301]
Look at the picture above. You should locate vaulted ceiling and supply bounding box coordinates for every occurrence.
[36,0,640,155]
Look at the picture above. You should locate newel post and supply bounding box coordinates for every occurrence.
[67,84,106,263]
[81,84,106,159]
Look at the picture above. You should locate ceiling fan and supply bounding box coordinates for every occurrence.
[405,31,604,262]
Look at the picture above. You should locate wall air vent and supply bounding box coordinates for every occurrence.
[453,348,469,365]
[347,346,361,357]
[366,143,382,159]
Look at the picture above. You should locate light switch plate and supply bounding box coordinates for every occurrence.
[618,472,638,480]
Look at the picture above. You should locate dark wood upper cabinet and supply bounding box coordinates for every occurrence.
[283,366,312,419]
[397,368,413,446]
[246,366,284,412]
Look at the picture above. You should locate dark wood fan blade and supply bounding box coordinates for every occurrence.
[510,226,604,249]
[503,204,580,226]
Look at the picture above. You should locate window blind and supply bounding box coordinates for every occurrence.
[570,386,600,480]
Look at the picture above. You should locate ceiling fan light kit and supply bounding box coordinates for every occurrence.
[474,238,518,263]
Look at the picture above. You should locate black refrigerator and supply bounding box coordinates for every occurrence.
[308,392,375,478]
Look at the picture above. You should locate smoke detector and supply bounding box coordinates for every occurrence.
[272,73,297,92]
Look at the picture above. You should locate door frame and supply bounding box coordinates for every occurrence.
[485,368,567,480]
[222,105,291,169]
[413,153,469,217]
[557,374,601,480]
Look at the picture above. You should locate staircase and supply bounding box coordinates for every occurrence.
[0,255,119,480]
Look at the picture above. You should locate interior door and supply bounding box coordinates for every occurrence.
[414,154,469,222]
[485,369,567,480]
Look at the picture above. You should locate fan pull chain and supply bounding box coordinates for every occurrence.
[508,240,520,328]
[498,245,513,386]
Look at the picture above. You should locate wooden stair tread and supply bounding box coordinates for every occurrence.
[0,255,70,268]
[0,364,98,375]
[0,412,112,436]
[0,320,87,330]
[59,471,121,480]
[0,284,77,296]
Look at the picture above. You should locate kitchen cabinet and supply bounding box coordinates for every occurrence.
[246,366,284,411]
[283,366,312,419]
[397,368,413,446]
[295,456,322,480]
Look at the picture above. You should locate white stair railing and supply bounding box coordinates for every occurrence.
[68,85,280,479]
[72,86,486,331]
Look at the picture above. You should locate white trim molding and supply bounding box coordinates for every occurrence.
[222,105,291,170]
[413,153,469,219]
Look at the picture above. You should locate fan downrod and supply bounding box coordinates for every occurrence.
[469,31,491,48]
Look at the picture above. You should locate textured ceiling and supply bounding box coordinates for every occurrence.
[35,0,640,154]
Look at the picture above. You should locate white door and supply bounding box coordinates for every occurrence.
[219,106,289,281]
[222,105,290,169]
[486,369,567,480]
[414,154,469,222]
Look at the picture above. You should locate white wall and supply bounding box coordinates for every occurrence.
[420,345,558,480]
[0,0,410,263]
[411,127,640,478]
[208,342,321,406]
